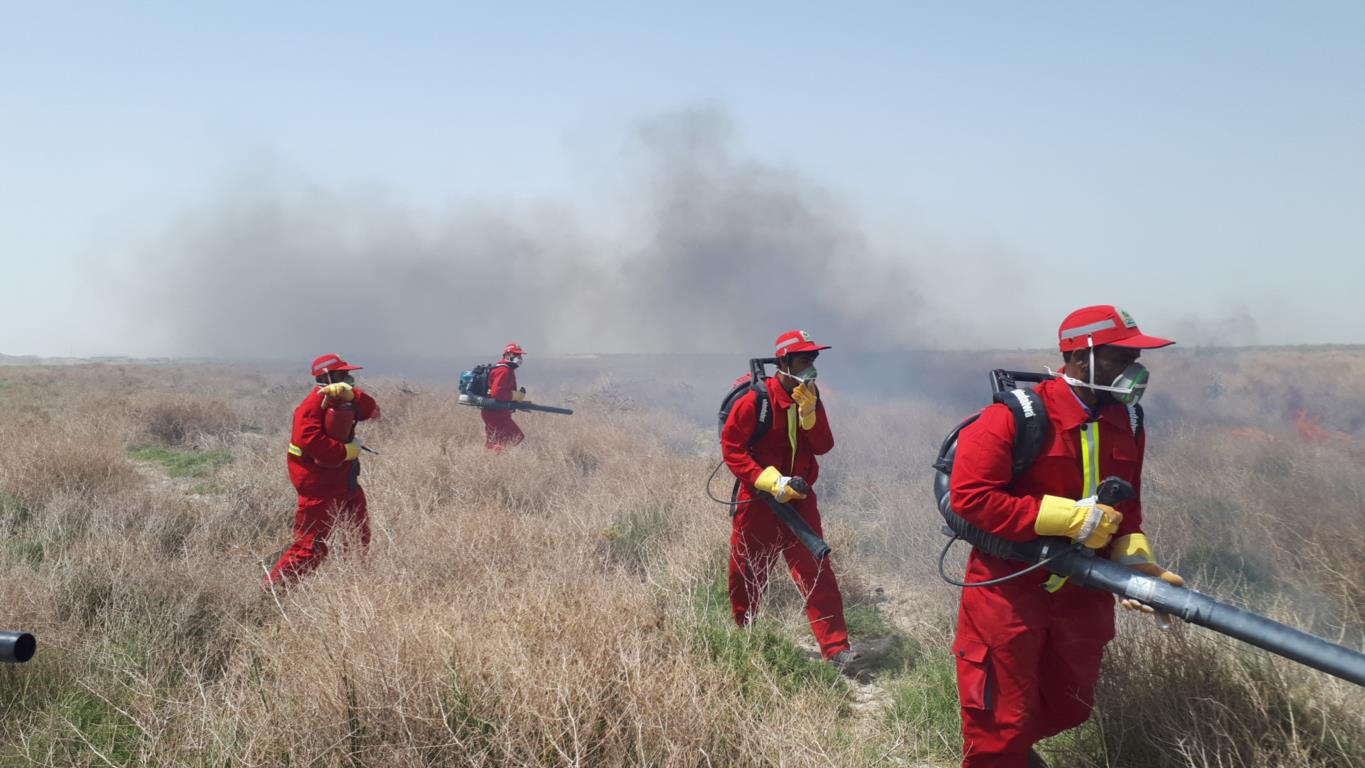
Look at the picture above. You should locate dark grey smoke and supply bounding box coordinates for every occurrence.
[119,108,928,361]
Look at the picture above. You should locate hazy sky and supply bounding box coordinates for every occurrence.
[2,2,1362,357]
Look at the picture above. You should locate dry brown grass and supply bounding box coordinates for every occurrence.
[0,357,1361,767]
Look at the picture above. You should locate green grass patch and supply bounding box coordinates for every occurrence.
[0,492,44,565]
[0,687,144,767]
[883,644,961,740]
[127,446,232,478]
[3,536,46,566]
[844,601,899,639]
[0,491,31,527]
[0,639,150,767]
[689,572,843,696]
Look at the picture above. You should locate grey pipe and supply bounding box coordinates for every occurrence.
[0,631,35,663]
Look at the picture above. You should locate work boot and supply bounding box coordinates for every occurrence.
[1026,748,1049,768]
[829,649,871,681]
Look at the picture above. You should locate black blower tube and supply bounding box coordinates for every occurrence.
[1,631,36,663]
[761,477,831,560]
[464,395,574,415]
[933,466,1365,686]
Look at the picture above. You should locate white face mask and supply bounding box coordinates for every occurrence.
[1047,339,1149,406]
[777,366,817,385]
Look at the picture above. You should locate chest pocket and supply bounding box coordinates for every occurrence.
[1108,427,1139,461]
[1026,429,1086,501]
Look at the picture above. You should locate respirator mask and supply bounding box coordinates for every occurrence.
[777,365,818,386]
[1047,337,1148,406]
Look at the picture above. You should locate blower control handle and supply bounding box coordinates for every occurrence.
[789,477,811,496]
[1096,476,1135,507]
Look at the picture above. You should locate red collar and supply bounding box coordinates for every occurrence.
[766,376,794,410]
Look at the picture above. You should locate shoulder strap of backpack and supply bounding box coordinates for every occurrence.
[992,388,1049,476]
[748,380,772,448]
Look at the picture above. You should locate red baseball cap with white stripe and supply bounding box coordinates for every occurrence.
[310,354,363,377]
[1057,306,1174,352]
[774,329,831,358]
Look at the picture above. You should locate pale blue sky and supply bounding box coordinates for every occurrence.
[2,2,1362,356]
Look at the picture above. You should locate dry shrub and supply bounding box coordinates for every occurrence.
[0,425,139,508]
[0,359,1361,767]
[132,393,240,447]
[1084,625,1364,768]
[0,369,873,767]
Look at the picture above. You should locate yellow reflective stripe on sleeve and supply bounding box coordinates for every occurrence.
[1046,421,1102,594]
[287,443,303,457]
[787,406,799,473]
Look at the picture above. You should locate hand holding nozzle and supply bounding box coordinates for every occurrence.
[756,467,808,503]
[1034,476,1135,549]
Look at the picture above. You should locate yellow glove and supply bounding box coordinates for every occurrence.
[343,442,362,461]
[792,384,818,430]
[754,466,808,504]
[513,387,526,402]
[320,382,355,402]
[1035,495,1122,549]
[1113,534,1184,619]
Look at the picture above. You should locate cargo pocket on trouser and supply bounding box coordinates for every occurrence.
[953,638,993,710]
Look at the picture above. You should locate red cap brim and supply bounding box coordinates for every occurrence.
[781,342,831,356]
[1109,333,1175,349]
[332,363,364,372]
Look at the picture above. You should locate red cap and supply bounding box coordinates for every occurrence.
[503,343,525,356]
[774,329,830,358]
[311,354,363,377]
[1057,306,1175,352]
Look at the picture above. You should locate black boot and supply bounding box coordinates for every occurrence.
[829,649,871,681]
[1026,748,1049,768]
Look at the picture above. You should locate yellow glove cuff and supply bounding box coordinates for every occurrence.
[1111,533,1155,566]
[799,409,817,430]
[344,442,361,461]
[1034,495,1080,537]
[755,466,781,495]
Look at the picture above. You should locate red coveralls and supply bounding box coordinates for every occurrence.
[949,377,1146,767]
[721,376,851,659]
[267,386,380,585]
[481,363,524,451]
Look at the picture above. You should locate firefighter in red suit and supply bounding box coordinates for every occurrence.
[949,306,1182,768]
[481,343,527,451]
[721,330,863,675]
[266,353,380,587]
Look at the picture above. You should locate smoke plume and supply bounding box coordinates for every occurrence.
[115,108,931,361]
